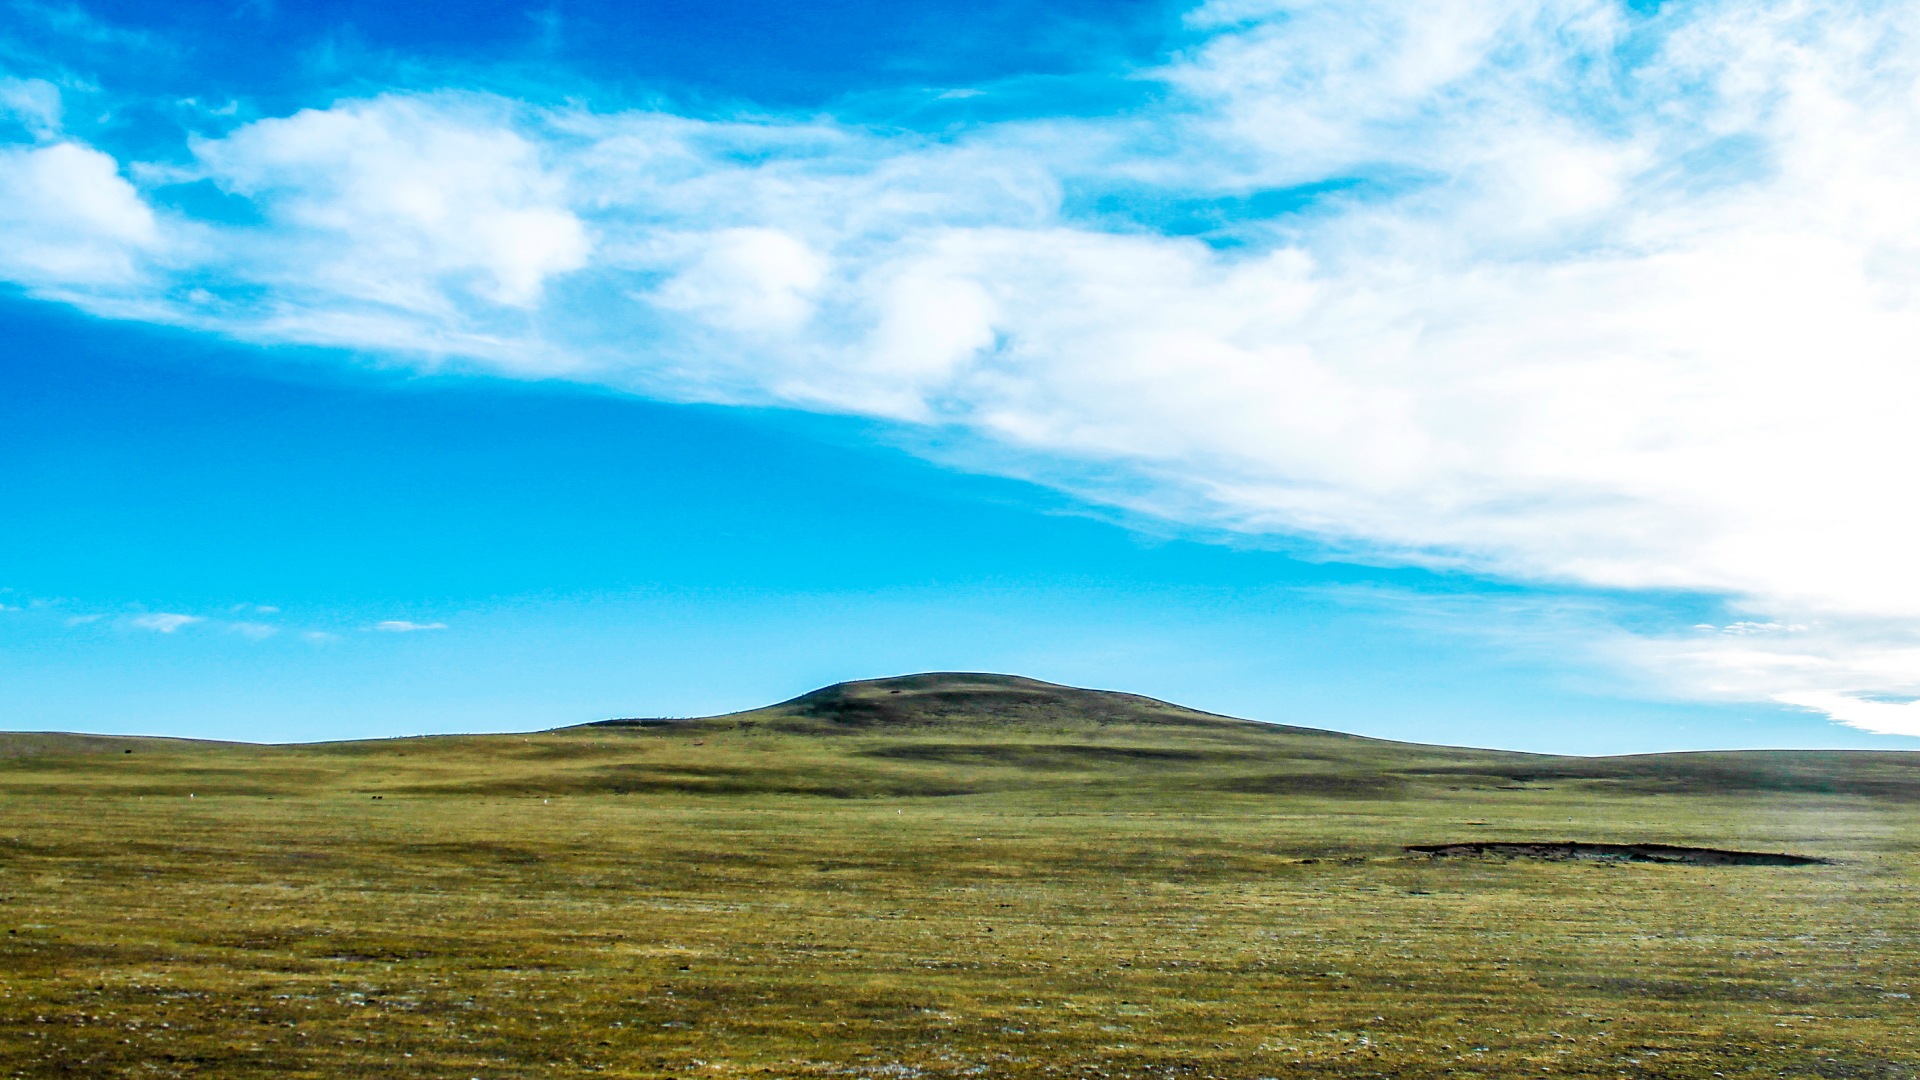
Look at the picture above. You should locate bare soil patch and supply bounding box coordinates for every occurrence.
[1405,841,1830,865]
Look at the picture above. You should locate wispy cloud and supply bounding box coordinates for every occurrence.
[3,591,306,640]
[11,0,161,50]
[130,612,200,633]
[8,1,1920,730]
[372,620,447,633]
[0,76,61,137]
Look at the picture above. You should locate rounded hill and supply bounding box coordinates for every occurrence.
[750,672,1285,733]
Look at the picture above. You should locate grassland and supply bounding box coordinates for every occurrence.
[2,672,1918,1078]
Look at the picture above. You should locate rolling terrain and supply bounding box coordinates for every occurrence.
[2,672,1917,1078]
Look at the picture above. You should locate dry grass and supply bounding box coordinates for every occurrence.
[1,674,1917,1078]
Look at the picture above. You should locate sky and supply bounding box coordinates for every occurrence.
[5,0,1920,752]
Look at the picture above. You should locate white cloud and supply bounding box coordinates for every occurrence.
[1597,615,1920,737]
[372,620,448,633]
[0,76,62,137]
[131,613,200,633]
[192,94,590,311]
[11,0,1920,731]
[0,141,158,285]
[1773,693,1920,737]
[227,621,277,639]
[652,227,828,336]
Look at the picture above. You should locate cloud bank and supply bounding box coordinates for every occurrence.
[8,0,1920,732]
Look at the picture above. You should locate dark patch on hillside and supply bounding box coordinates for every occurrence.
[1407,841,1830,866]
[1410,751,1920,800]
[387,761,980,799]
[859,742,1224,767]
[1217,772,1407,797]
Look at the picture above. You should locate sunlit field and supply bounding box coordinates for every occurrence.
[3,675,1917,1078]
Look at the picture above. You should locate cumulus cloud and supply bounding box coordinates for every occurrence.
[10,0,1920,731]
[193,95,590,312]
[0,141,158,285]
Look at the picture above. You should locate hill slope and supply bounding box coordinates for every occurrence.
[2,671,1917,801]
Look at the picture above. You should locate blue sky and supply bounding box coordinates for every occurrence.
[6,0,1920,751]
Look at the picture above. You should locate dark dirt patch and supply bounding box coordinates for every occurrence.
[1406,841,1829,866]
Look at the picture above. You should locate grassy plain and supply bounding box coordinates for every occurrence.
[2,673,1918,1078]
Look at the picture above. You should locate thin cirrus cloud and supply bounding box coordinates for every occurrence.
[5,0,1920,731]
[372,621,449,634]
[112,610,278,637]
[130,613,202,633]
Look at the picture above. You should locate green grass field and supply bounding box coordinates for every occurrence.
[3,673,1918,1078]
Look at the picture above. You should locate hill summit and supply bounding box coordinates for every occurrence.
[748,672,1304,733]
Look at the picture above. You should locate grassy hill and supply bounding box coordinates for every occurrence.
[1,673,1917,1078]
[11,671,1916,803]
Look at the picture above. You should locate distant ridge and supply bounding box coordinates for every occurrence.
[579,671,1920,803]
[4,673,1919,806]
